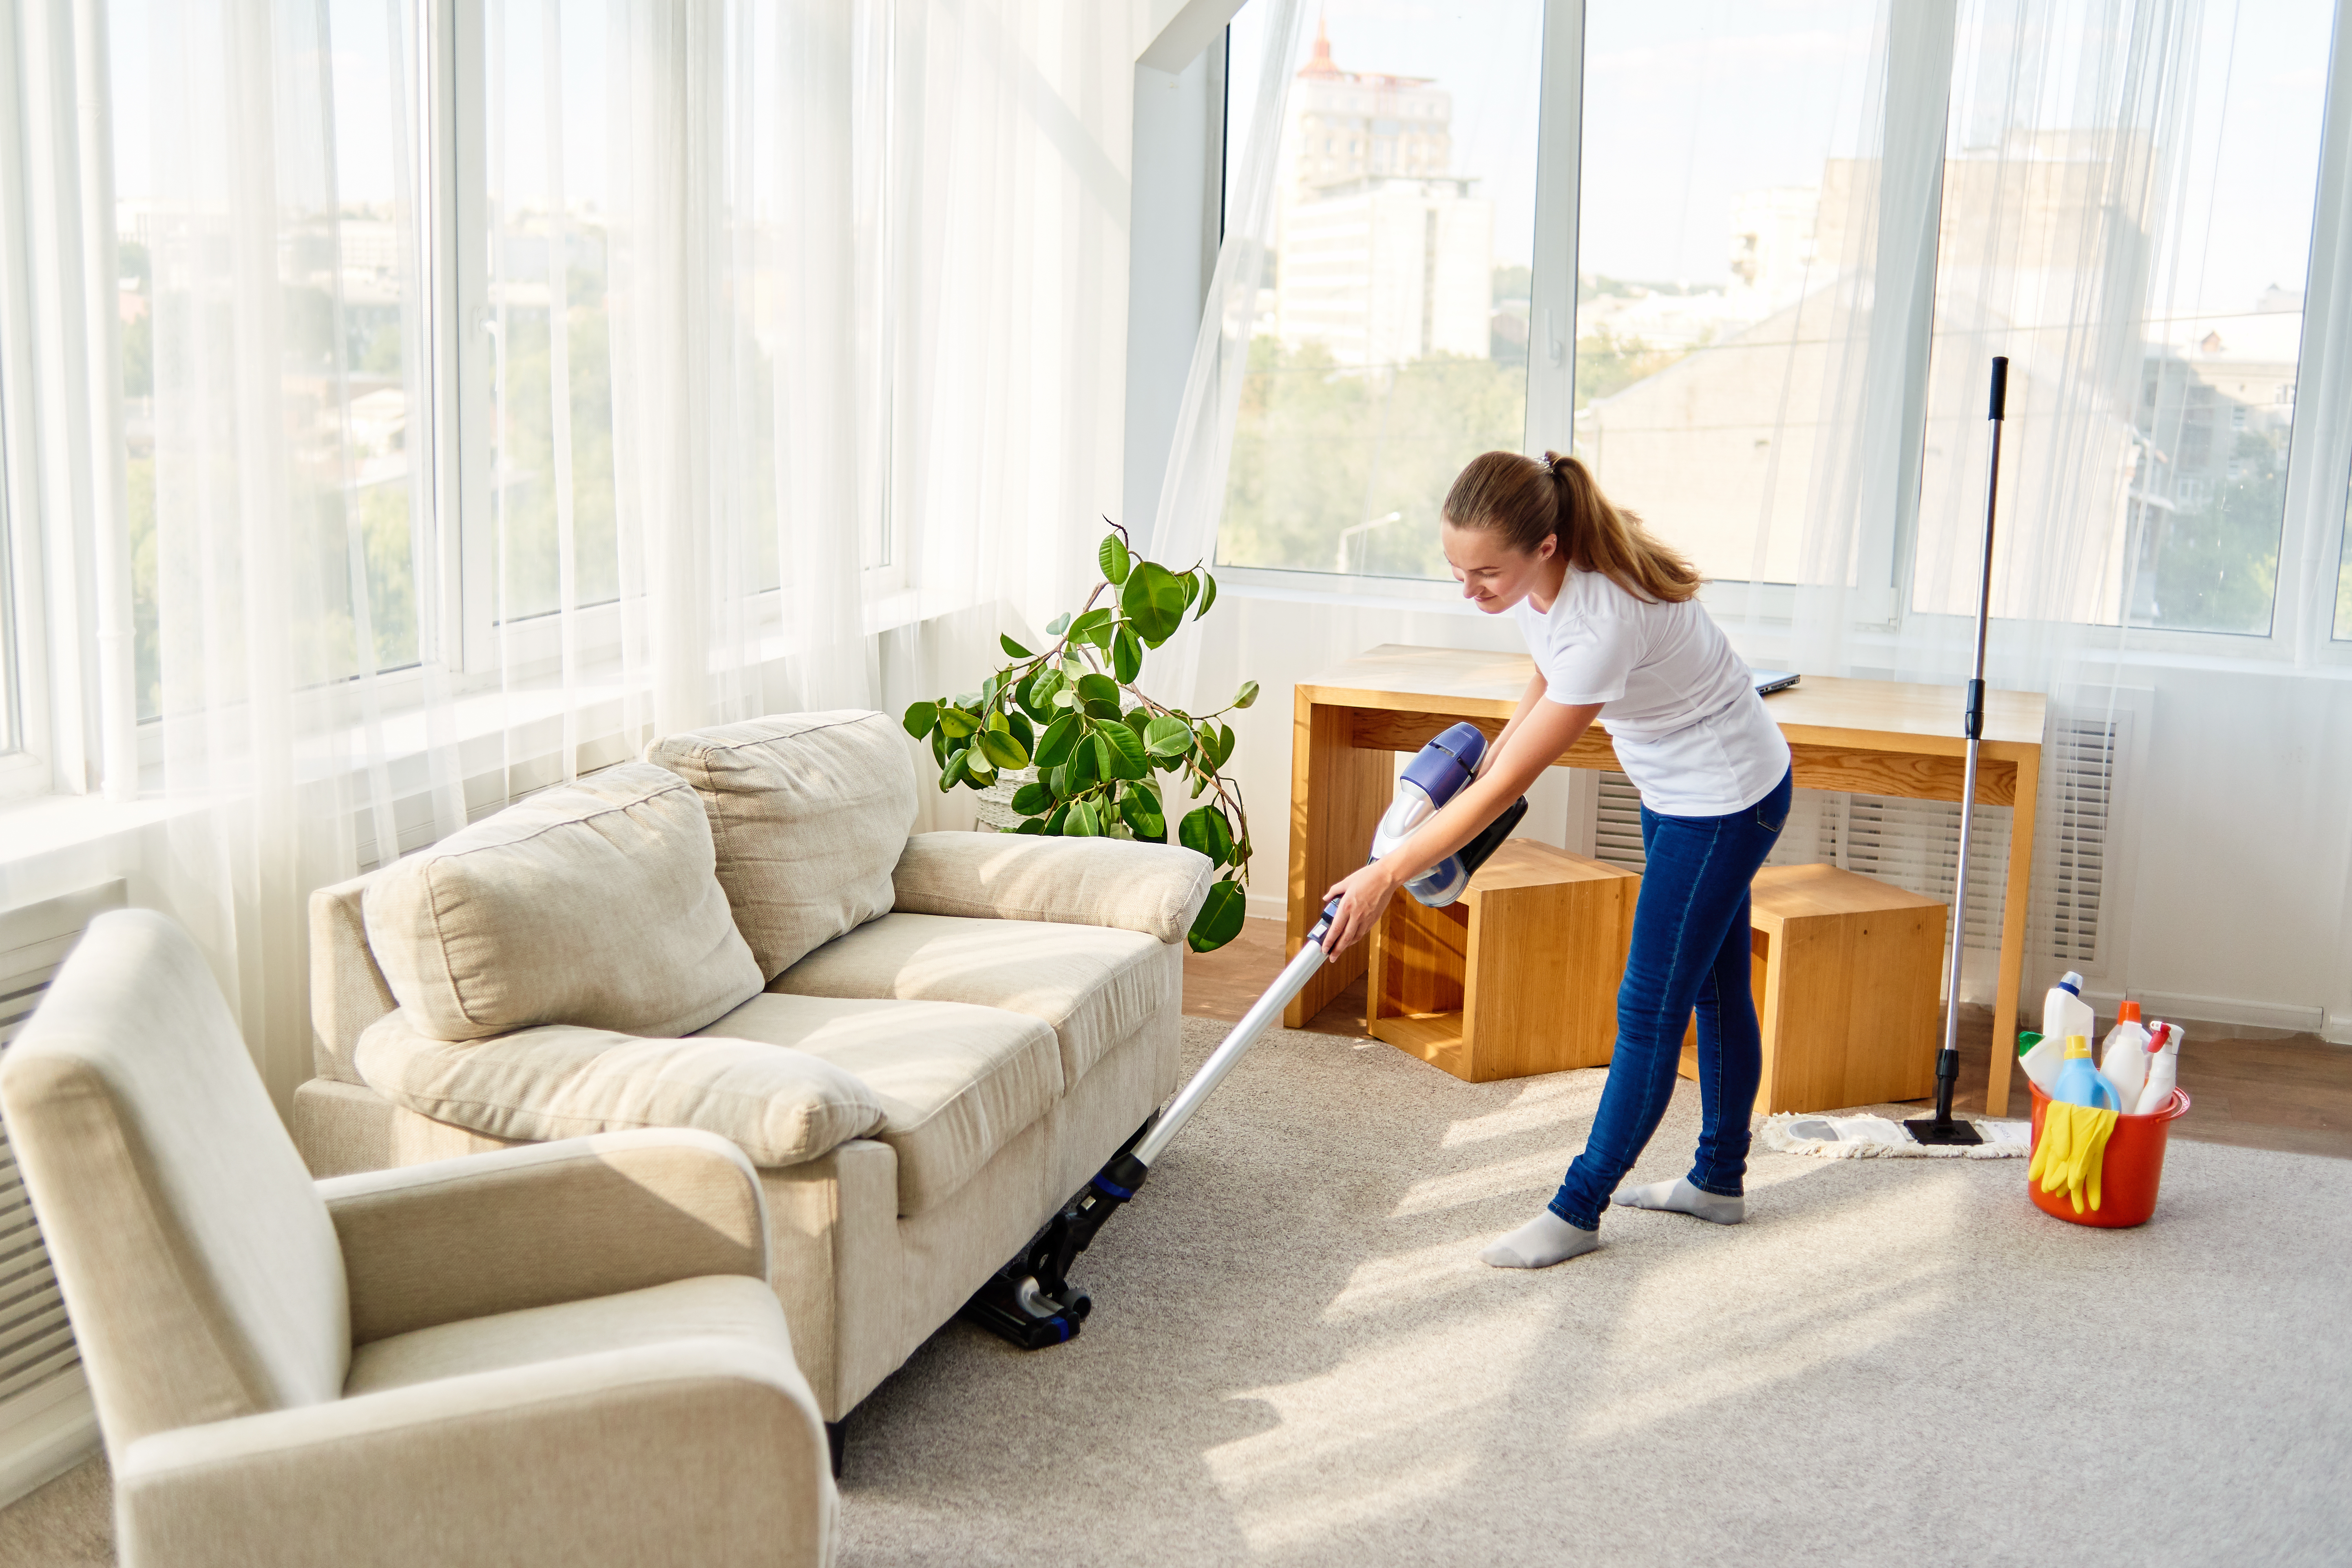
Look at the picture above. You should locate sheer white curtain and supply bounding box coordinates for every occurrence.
[1137,0,1305,710]
[96,0,1135,1102]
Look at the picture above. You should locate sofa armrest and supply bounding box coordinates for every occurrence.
[891,831,1214,944]
[116,1339,833,1568]
[318,1129,767,1345]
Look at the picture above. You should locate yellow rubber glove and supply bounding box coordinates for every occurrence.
[2030,1101,2120,1213]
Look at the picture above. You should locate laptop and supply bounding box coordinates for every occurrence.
[1752,670,1801,696]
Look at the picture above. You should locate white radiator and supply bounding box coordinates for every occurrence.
[0,881,125,1507]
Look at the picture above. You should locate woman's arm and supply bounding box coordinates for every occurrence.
[1317,690,1603,954]
[1474,671,1550,778]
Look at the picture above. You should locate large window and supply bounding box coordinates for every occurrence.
[1911,0,2335,633]
[111,0,428,718]
[477,0,622,630]
[1216,2,1545,580]
[1210,0,2352,649]
[1571,0,1885,588]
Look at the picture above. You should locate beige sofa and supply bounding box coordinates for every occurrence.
[291,710,1212,1426]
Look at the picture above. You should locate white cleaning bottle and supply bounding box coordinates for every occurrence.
[2022,972,2094,1095]
[2133,1022,2182,1115]
[2099,1000,2151,1114]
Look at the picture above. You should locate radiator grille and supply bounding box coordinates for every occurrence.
[0,882,126,1458]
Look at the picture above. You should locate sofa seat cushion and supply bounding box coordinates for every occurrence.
[354,1008,886,1168]
[769,913,1167,1090]
[645,712,918,980]
[346,1274,791,1395]
[695,993,1059,1216]
[362,762,762,1041]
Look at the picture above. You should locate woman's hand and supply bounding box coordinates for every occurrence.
[1319,860,1403,955]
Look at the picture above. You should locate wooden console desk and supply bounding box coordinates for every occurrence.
[1286,644,2048,1117]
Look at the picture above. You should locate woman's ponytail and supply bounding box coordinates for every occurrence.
[1443,449,1702,604]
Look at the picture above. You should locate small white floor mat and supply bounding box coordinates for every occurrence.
[1759,1110,2031,1158]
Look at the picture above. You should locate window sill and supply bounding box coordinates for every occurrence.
[0,791,196,874]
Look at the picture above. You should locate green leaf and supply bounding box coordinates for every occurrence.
[1181,571,1200,607]
[1232,680,1260,710]
[1120,561,1189,647]
[1044,803,1070,834]
[1099,534,1132,585]
[1145,715,1192,757]
[1014,818,1047,835]
[979,730,1030,770]
[1194,721,1235,769]
[937,707,979,739]
[1179,805,1236,867]
[1097,721,1148,780]
[942,747,973,790]
[1187,879,1247,952]
[1065,799,1101,837]
[1046,612,1072,636]
[1124,705,1154,737]
[1035,714,1082,767]
[1065,729,1101,785]
[1075,672,1120,709]
[986,710,1009,733]
[1196,572,1218,620]
[931,728,951,767]
[1216,723,1236,768]
[1000,633,1033,659]
[1011,782,1053,816]
[902,700,937,739]
[1113,624,1142,683]
[954,690,983,710]
[1068,608,1114,645]
[1118,783,1165,841]
[1006,711,1035,753]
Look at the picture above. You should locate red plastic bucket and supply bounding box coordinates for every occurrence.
[2026,1079,2190,1228]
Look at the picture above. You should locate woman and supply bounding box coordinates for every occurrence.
[1321,451,1793,1268]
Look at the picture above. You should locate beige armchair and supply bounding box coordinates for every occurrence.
[0,909,837,1568]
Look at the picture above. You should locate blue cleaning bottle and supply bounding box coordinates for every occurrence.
[2051,1035,2120,1110]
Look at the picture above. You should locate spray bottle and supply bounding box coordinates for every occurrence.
[2020,973,2094,1094]
[2133,1022,2182,1116]
[2053,1035,2120,1110]
[2098,1001,2151,1115]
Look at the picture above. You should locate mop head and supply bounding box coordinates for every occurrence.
[1760,1111,2032,1159]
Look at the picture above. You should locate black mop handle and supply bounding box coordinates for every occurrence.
[1928,357,2007,1130]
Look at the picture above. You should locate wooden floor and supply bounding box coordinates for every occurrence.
[1184,917,2351,1160]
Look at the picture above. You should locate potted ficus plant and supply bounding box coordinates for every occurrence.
[901,522,1258,953]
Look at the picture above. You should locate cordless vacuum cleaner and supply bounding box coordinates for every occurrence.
[958,722,1529,1349]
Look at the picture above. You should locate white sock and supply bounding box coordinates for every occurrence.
[1613,1177,1745,1225]
[1480,1210,1599,1269]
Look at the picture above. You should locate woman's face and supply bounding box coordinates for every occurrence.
[1442,522,1556,615]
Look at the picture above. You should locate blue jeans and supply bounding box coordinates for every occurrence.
[1548,767,1793,1230]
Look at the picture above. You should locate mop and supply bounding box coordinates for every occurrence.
[959,723,1529,1348]
[1766,356,2032,1161]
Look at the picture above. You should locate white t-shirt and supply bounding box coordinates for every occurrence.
[1512,568,1791,817]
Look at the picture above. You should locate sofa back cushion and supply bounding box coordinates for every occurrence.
[363,763,763,1041]
[645,711,918,979]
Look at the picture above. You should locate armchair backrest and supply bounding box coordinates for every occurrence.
[0,910,351,1450]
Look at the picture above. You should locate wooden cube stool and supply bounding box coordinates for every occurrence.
[1366,840,1638,1083]
[1676,862,1948,1115]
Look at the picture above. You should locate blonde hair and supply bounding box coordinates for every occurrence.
[1441,450,1702,604]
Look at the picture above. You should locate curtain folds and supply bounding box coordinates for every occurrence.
[97,0,1134,1104]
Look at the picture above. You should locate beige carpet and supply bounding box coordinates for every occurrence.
[9,1018,2347,1566]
